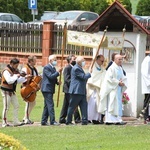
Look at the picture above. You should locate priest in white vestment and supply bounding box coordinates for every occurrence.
[87,55,106,124]
[98,54,127,125]
[141,54,150,124]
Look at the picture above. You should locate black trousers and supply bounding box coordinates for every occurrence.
[143,94,150,120]
[59,93,81,123]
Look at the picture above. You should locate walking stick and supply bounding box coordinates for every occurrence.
[56,22,67,107]
[90,26,108,71]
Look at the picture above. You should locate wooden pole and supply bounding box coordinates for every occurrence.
[56,22,67,107]
[80,46,84,56]
[121,25,126,57]
[122,25,126,38]
[90,26,108,71]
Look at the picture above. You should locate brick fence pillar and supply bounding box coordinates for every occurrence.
[42,21,55,66]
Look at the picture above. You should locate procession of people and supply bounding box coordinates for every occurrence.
[0,52,149,127]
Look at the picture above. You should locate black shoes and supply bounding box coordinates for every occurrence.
[41,122,49,126]
[51,122,60,126]
[105,122,114,125]
[115,122,127,125]
[66,122,75,125]
[59,119,66,124]
[75,120,81,124]
[92,120,104,124]
[105,122,127,125]
[60,120,81,124]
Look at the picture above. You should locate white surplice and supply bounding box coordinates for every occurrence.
[141,55,150,94]
[141,55,150,115]
[87,62,106,121]
[98,62,127,123]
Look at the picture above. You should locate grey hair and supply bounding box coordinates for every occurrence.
[76,56,84,64]
[48,55,56,61]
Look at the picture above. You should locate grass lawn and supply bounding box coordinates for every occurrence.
[0,85,150,150]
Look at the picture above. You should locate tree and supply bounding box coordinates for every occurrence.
[136,0,150,16]
[107,0,132,13]
[91,0,108,15]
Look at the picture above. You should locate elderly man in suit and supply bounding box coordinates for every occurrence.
[66,56,91,125]
[59,54,81,124]
[41,55,62,126]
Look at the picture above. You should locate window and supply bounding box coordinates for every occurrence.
[77,13,89,21]
[1,15,12,21]
[11,15,23,23]
[88,13,98,20]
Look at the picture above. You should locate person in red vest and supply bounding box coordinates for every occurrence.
[1,58,30,127]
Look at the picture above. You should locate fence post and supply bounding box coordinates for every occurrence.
[42,21,55,66]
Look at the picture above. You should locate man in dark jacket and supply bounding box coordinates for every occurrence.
[59,55,81,124]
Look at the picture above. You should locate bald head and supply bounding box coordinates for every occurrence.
[114,54,123,66]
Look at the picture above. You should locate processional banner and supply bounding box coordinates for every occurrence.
[67,30,124,50]
[106,36,124,50]
[67,30,106,48]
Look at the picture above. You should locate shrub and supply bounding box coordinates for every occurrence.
[0,132,27,150]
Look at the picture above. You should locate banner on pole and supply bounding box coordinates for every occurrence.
[106,36,124,50]
[67,30,124,50]
[67,30,107,48]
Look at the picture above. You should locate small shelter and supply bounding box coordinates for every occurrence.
[86,1,150,117]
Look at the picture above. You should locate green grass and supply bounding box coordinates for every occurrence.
[0,85,150,150]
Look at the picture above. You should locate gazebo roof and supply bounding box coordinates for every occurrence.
[86,1,150,35]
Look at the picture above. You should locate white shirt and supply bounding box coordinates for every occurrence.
[3,70,26,84]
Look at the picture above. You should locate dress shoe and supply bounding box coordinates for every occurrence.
[99,121,104,124]
[59,120,66,124]
[75,120,81,124]
[115,122,127,125]
[105,122,114,125]
[88,120,92,123]
[81,122,88,125]
[51,122,60,126]
[66,122,75,125]
[41,122,49,126]
[92,120,101,124]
